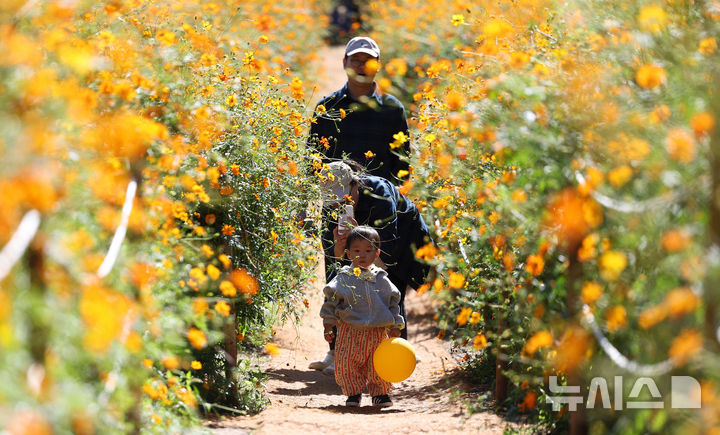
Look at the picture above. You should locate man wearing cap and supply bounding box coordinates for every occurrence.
[309,161,432,375]
[308,36,411,185]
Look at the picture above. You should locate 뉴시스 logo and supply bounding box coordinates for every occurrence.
[546,375,702,411]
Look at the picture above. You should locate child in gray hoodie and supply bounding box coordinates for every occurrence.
[320,225,405,408]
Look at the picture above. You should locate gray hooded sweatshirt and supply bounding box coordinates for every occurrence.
[320,265,405,330]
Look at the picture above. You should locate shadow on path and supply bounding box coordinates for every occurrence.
[266,367,339,396]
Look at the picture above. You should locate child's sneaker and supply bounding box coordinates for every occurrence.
[345,394,361,407]
[371,394,393,408]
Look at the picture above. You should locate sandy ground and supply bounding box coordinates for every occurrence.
[206,264,514,434]
[205,46,518,434]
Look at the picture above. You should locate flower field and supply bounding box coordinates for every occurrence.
[2,0,720,433]
[1,0,326,432]
[366,0,720,432]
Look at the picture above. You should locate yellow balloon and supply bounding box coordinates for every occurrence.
[373,337,416,383]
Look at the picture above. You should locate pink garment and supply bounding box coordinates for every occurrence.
[334,321,393,397]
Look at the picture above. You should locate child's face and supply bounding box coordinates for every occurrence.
[347,238,379,270]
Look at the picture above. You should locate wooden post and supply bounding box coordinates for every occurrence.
[705,70,720,347]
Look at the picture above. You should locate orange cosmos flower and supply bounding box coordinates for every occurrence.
[669,329,702,365]
[691,111,715,139]
[605,305,627,332]
[635,64,666,89]
[221,224,235,236]
[525,254,545,276]
[518,391,538,412]
[161,356,180,370]
[265,343,280,356]
[665,287,699,318]
[448,271,466,289]
[554,326,589,372]
[230,268,259,295]
[666,128,696,163]
[187,328,207,349]
[581,281,603,305]
[445,90,466,111]
[522,331,554,357]
[473,332,488,350]
[543,188,602,250]
[416,282,431,295]
[456,307,472,326]
[661,229,691,252]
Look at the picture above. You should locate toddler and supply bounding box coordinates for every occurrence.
[319,225,405,407]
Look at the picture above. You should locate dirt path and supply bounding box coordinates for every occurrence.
[205,46,517,434]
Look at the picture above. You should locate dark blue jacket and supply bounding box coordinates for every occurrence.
[308,83,410,184]
[322,175,432,290]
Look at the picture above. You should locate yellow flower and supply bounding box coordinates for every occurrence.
[581,281,603,305]
[451,14,465,27]
[364,150,375,159]
[469,312,481,324]
[226,95,238,106]
[456,307,472,326]
[218,254,232,269]
[219,280,237,297]
[390,131,409,149]
[482,19,513,38]
[191,361,202,370]
[201,244,214,257]
[637,4,667,33]
[156,30,177,46]
[699,37,717,55]
[206,264,220,281]
[214,301,231,317]
[353,267,362,276]
[608,165,633,188]
[599,250,627,281]
[222,225,235,236]
[316,104,327,115]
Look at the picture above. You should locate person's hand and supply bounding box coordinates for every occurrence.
[332,226,349,259]
[323,325,335,343]
[389,328,401,338]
